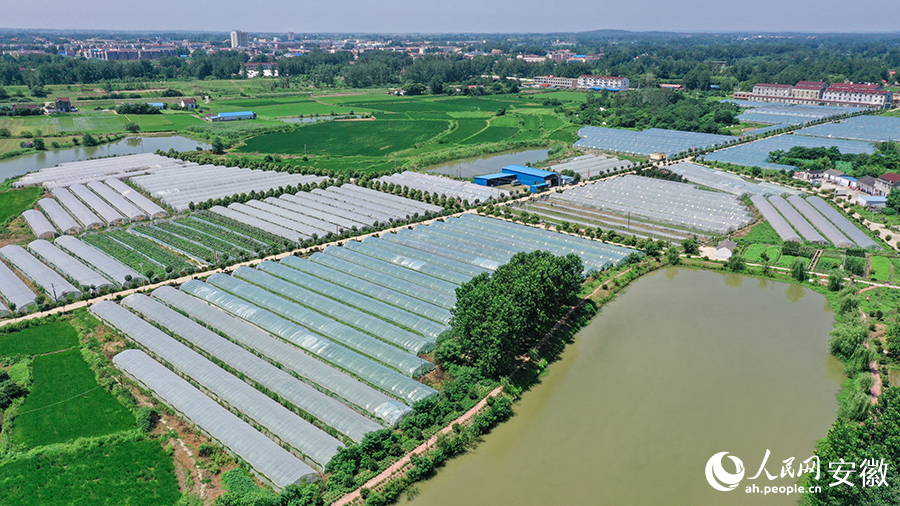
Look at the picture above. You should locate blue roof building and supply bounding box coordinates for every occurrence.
[473,173,517,187]
[501,165,560,189]
[206,111,257,122]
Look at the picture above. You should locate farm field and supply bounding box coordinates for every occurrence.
[0,438,179,506]
[776,254,811,269]
[742,244,782,263]
[0,186,42,226]
[11,348,135,447]
[0,320,78,356]
[870,255,892,282]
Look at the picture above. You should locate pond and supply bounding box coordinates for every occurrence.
[0,135,210,182]
[402,268,843,506]
[426,148,549,179]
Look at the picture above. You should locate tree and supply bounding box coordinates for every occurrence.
[666,247,681,265]
[440,251,584,378]
[681,238,699,256]
[886,188,900,213]
[81,133,98,146]
[726,254,745,272]
[791,258,808,282]
[125,122,141,133]
[32,138,45,150]
[0,128,9,138]
[211,138,225,155]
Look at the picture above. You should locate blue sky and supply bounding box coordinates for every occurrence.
[7,0,900,34]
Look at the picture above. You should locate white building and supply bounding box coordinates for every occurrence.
[577,75,629,91]
[533,76,577,89]
[822,84,893,108]
[230,31,249,48]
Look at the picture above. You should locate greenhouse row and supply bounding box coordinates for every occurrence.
[796,116,900,144]
[549,175,753,235]
[0,257,37,313]
[321,246,459,297]
[37,198,82,235]
[574,126,736,157]
[151,286,412,427]
[51,187,103,229]
[13,153,190,189]
[547,154,634,178]
[0,245,81,301]
[376,171,508,203]
[68,183,129,226]
[697,134,875,171]
[666,162,801,197]
[22,209,56,240]
[86,180,149,222]
[103,178,168,219]
[113,349,319,490]
[749,195,880,249]
[366,235,487,279]
[121,294,383,444]
[55,235,147,285]
[130,165,325,212]
[344,239,474,285]
[91,301,344,470]
[725,101,856,126]
[28,239,116,292]
[208,185,441,244]
[178,279,439,406]
[383,231,502,272]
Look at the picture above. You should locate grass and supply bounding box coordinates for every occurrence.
[238,119,450,156]
[0,437,179,506]
[859,287,900,316]
[11,349,135,447]
[870,256,892,282]
[776,254,810,269]
[742,244,782,263]
[0,320,78,357]
[441,119,489,144]
[817,256,842,271]
[0,187,41,226]
[737,221,784,245]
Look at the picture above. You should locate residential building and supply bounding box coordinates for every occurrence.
[874,172,900,196]
[750,83,793,103]
[179,98,197,109]
[55,97,72,112]
[577,75,629,91]
[231,31,250,48]
[716,239,737,260]
[533,76,577,89]
[791,81,827,101]
[821,83,893,108]
[856,175,878,195]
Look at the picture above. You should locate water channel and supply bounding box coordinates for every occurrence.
[403,268,843,506]
[0,135,209,182]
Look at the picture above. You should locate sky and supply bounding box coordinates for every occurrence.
[6,0,900,34]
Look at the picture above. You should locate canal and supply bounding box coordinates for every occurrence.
[403,268,842,506]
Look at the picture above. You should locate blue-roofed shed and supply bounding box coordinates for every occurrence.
[206,111,257,122]
[501,165,560,187]
[148,102,166,109]
[473,173,517,187]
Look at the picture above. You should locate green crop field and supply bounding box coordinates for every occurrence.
[459,126,519,145]
[0,320,78,357]
[11,349,135,447]
[0,438,179,506]
[776,254,810,269]
[442,119,489,143]
[870,256,892,281]
[0,186,42,226]
[737,221,784,245]
[860,287,900,316]
[742,244,782,263]
[238,119,450,156]
[817,256,842,271]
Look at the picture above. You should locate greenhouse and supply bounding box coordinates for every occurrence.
[67,184,127,226]
[337,184,442,215]
[749,195,802,242]
[55,235,146,286]
[113,349,319,490]
[13,154,188,189]
[206,273,433,376]
[573,126,736,157]
[37,198,82,235]
[232,267,435,354]
[28,239,115,292]
[22,209,57,240]
[343,240,472,285]
[51,187,102,229]
[366,236,489,278]
[546,154,634,178]
[264,196,368,230]
[0,259,36,312]
[796,115,900,144]
[0,245,81,301]
[210,205,302,242]
[92,301,343,470]
[103,178,169,219]
[122,294,383,443]
[401,226,520,266]
[383,231,503,271]
[242,200,335,236]
[806,197,881,250]
[280,193,378,226]
[321,246,459,297]
[320,187,419,221]
[152,286,411,426]
[179,280,439,406]
[666,162,800,196]
[256,261,447,340]
[280,256,452,323]
[768,197,827,244]
[86,180,148,222]
[697,134,875,171]
[786,196,853,248]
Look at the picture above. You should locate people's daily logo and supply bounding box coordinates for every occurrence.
[705,452,745,491]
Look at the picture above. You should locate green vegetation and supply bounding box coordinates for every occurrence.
[0,185,41,234]
[0,435,179,506]
[737,221,783,245]
[768,143,900,180]
[870,256,892,282]
[11,349,135,447]
[436,250,584,378]
[742,244,782,264]
[0,320,77,356]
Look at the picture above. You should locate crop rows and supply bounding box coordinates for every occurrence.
[194,210,291,249]
[105,231,193,273]
[156,221,251,259]
[132,225,216,263]
[82,233,163,274]
[176,217,269,253]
